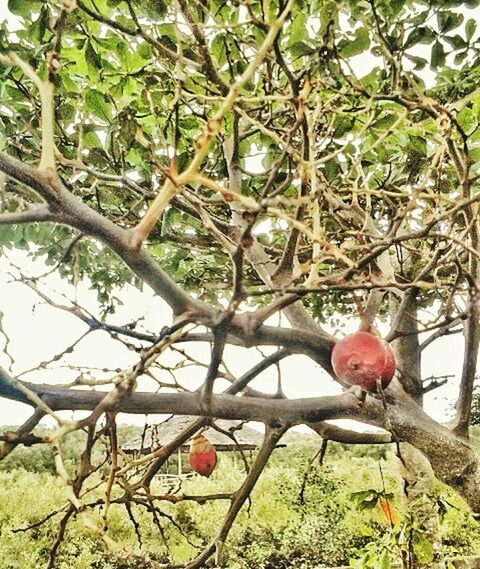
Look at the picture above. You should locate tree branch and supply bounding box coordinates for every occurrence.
[310,422,392,444]
[177,0,229,95]
[0,204,54,224]
[453,301,480,438]
[122,348,289,487]
[0,152,211,318]
[0,366,362,424]
[76,0,201,70]
[0,408,45,460]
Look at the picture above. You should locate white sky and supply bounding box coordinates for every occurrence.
[0,4,476,431]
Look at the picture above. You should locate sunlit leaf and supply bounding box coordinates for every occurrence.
[340,27,370,58]
[85,89,111,123]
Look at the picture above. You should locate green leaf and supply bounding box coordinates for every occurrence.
[453,51,467,65]
[88,147,109,167]
[143,0,167,18]
[137,42,152,60]
[373,114,397,130]
[437,11,463,33]
[57,103,76,122]
[469,146,480,163]
[29,5,50,45]
[340,27,370,58]
[156,23,177,43]
[409,135,427,156]
[118,117,138,149]
[324,158,341,182]
[457,106,476,133]
[288,12,307,46]
[350,490,377,503]
[443,34,467,50]
[360,67,381,90]
[84,41,102,80]
[333,116,354,137]
[466,18,477,42]
[404,27,437,49]
[83,127,103,149]
[413,532,434,564]
[431,41,446,70]
[62,46,89,77]
[8,0,42,17]
[404,53,428,70]
[291,41,316,58]
[472,92,480,119]
[211,35,227,67]
[85,90,111,123]
[379,550,391,569]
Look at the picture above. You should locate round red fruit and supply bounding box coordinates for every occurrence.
[331,331,396,391]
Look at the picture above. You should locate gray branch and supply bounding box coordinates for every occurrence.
[0,204,54,224]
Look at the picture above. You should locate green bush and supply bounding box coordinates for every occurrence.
[0,431,478,568]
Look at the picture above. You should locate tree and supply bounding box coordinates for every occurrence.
[0,0,479,566]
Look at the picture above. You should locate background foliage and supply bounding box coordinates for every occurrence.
[0,429,479,569]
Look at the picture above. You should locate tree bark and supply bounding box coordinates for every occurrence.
[390,290,423,403]
[366,383,480,514]
[398,444,444,569]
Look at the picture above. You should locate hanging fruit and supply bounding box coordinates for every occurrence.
[189,433,217,477]
[331,331,396,391]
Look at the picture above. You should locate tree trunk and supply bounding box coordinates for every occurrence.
[390,291,423,404]
[366,383,480,514]
[398,444,444,569]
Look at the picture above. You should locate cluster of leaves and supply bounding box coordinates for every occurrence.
[1,0,479,319]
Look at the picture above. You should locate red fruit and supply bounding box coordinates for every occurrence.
[383,341,396,385]
[331,331,396,391]
[189,434,217,477]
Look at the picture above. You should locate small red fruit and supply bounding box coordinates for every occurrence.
[331,331,396,391]
[189,433,217,477]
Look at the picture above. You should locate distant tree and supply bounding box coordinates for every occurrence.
[0,0,480,566]
[470,378,480,424]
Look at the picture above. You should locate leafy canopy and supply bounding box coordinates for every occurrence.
[1,0,479,322]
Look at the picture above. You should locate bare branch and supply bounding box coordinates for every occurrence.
[420,324,463,351]
[0,152,211,318]
[0,408,45,460]
[310,422,392,445]
[0,204,54,224]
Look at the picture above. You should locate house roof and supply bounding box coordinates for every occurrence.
[123,415,285,453]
